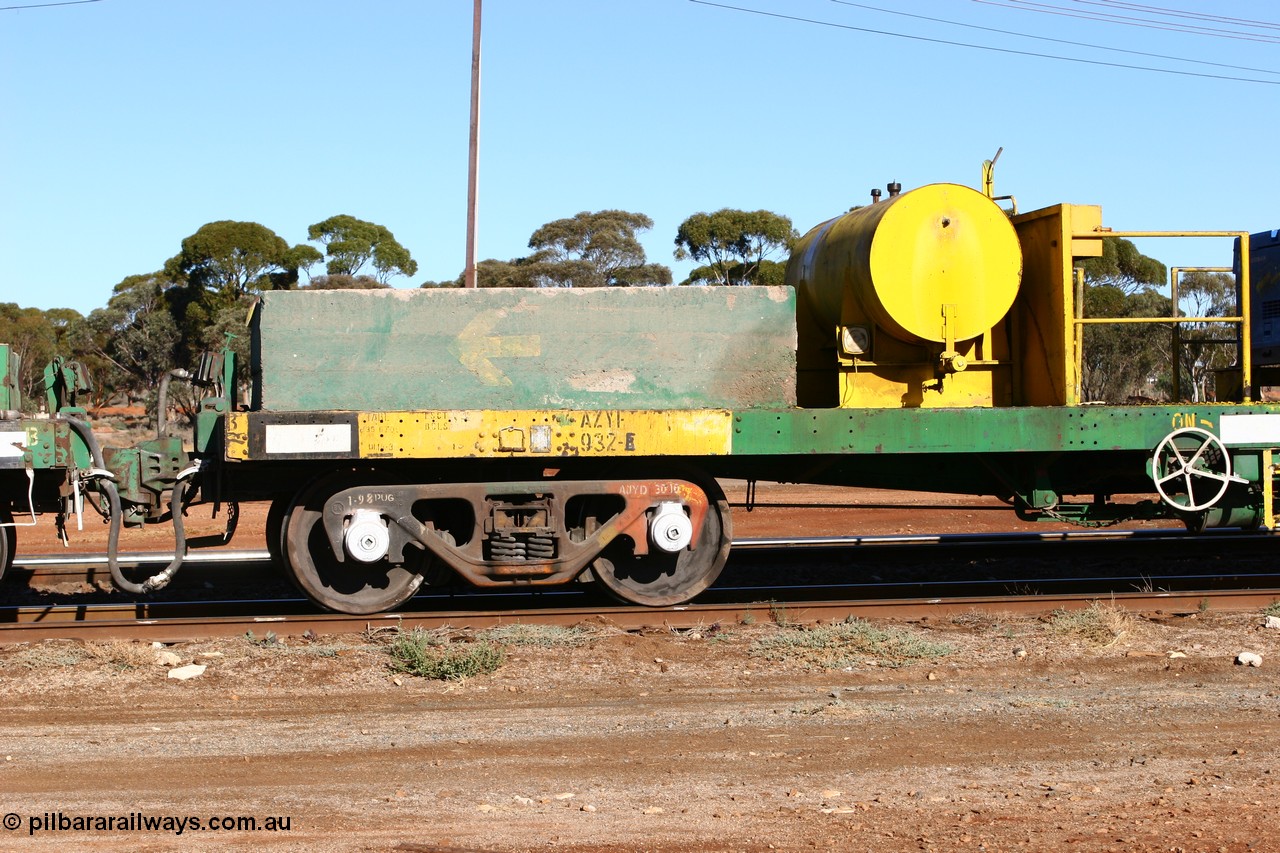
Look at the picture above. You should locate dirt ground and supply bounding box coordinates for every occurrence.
[2,483,1276,852]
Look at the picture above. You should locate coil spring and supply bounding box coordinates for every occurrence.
[488,534,556,562]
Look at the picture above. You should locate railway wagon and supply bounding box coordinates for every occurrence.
[8,180,1280,614]
[0,346,99,579]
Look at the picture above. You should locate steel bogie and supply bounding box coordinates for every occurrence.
[281,474,730,613]
[324,478,712,585]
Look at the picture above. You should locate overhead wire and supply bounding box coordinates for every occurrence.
[832,0,1280,77]
[1067,0,1280,32]
[0,0,101,9]
[688,0,1280,85]
[973,0,1280,44]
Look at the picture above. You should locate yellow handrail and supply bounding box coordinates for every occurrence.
[1071,229,1251,402]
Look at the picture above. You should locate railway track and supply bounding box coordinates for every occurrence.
[2,588,1278,644]
[2,537,1280,637]
[11,525,1274,581]
[4,528,1279,642]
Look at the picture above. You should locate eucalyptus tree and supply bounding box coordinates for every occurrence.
[673,209,796,285]
[308,215,418,283]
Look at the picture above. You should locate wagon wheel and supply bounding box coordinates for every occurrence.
[265,495,290,568]
[1151,427,1235,513]
[590,476,732,607]
[283,471,431,614]
[0,508,14,582]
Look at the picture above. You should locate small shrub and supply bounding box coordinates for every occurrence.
[1048,601,1134,647]
[389,629,504,680]
[768,600,795,627]
[1264,600,1280,618]
[749,616,952,669]
[244,630,282,648]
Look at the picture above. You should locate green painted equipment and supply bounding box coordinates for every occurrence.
[250,287,797,412]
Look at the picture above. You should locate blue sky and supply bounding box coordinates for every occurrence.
[2,0,1277,315]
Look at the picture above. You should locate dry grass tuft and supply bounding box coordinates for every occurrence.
[1047,601,1135,647]
[1,641,87,670]
[483,623,596,648]
[749,616,952,670]
[82,639,156,670]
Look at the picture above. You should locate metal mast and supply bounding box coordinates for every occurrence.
[464,0,482,288]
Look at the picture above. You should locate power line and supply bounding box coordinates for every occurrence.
[831,0,1280,77]
[688,0,1280,85]
[974,0,1280,44]
[1083,0,1280,33]
[1,0,101,10]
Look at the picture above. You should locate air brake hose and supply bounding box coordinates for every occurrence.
[135,476,190,593]
[156,368,192,439]
[62,415,191,594]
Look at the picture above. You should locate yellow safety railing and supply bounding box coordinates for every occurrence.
[1072,230,1251,403]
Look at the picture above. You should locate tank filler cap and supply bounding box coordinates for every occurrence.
[345,509,391,563]
[650,501,693,553]
[887,181,902,197]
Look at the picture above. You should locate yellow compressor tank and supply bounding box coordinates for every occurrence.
[786,183,1023,408]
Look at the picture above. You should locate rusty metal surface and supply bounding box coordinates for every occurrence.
[316,478,712,587]
[3,588,1276,643]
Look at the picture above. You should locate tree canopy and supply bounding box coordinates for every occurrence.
[673,209,797,285]
[458,210,672,288]
[1077,236,1168,295]
[0,303,71,405]
[84,273,180,406]
[525,210,671,287]
[163,220,314,299]
[306,274,389,291]
[308,215,418,283]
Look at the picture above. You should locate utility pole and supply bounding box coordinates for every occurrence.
[463,0,482,288]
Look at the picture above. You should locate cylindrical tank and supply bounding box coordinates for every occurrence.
[787,183,1022,345]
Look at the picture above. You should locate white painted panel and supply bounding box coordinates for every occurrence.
[1219,414,1280,445]
[0,430,26,458]
[264,423,352,455]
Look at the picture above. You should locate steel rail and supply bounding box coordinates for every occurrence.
[14,550,272,568]
[2,587,1277,643]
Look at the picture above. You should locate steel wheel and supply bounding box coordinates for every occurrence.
[265,495,290,568]
[591,477,732,607]
[0,508,14,582]
[283,471,430,614]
